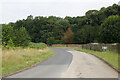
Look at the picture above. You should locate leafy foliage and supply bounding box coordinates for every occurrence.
[2,25,30,47]
[2,25,14,46]
[62,28,73,44]
[47,37,55,46]
[14,27,31,46]
[29,42,47,49]
[2,3,120,47]
[100,15,120,43]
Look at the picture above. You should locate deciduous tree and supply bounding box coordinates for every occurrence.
[100,15,120,43]
[62,28,73,44]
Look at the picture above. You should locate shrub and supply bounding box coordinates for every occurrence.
[29,42,47,49]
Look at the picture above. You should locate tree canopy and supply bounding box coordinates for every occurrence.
[2,4,120,47]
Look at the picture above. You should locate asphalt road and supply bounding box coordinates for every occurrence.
[7,48,73,78]
[7,48,118,78]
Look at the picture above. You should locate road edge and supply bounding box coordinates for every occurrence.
[2,50,56,78]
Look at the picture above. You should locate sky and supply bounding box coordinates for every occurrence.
[0,0,119,24]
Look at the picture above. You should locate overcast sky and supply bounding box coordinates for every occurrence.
[0,0,119,24]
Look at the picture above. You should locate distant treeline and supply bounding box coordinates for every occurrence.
[1,4,120,47]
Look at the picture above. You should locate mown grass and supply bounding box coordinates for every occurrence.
[2,48,55,76]
[75,48,119,71]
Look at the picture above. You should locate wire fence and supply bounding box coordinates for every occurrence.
[81,43,120,53]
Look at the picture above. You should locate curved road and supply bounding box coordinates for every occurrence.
[8,48,73,78]
[7,48,118,78]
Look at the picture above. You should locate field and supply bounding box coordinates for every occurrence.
[75,48,119,71]
[2,47,55,76]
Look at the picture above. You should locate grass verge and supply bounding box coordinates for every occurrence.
[2,48,55,76]
[75,48,119,71]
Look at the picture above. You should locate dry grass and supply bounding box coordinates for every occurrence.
[2,47,55,75]
[0,48,2,77]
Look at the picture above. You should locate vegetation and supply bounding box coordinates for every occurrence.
[62,28,73,44]
[2,25,30,47]
[2,48,55,75]
[75,48,119,71]
[29,42,47,49]
[1,3,119,76]
[100,15,120,43]
[2,4,119,46]
[2,37,55,76]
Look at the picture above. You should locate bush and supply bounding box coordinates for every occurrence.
[29,42,47,49]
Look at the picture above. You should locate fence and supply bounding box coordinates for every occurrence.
[51,43,120,53]
[51,44,82,47]
[81,43,120,53]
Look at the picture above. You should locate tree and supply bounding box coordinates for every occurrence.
[6,3,119,44]
[104,4,119,17]
[14,27,31,46]
[62,28,73,44]
[27,15,33,20]
[2,25,14,46]
[73,25,93,44]
[100,15,120,43]
[7,38,14,47]
[47,37,55,45]
[56,19,69,31]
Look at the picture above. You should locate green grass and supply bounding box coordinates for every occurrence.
[75,48,119,71]
[49,46,79,49]
[2,48,55,76]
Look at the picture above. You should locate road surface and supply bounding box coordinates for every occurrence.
[7,48,118,78]
[7,48,73,78]
[61,50,118,78]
